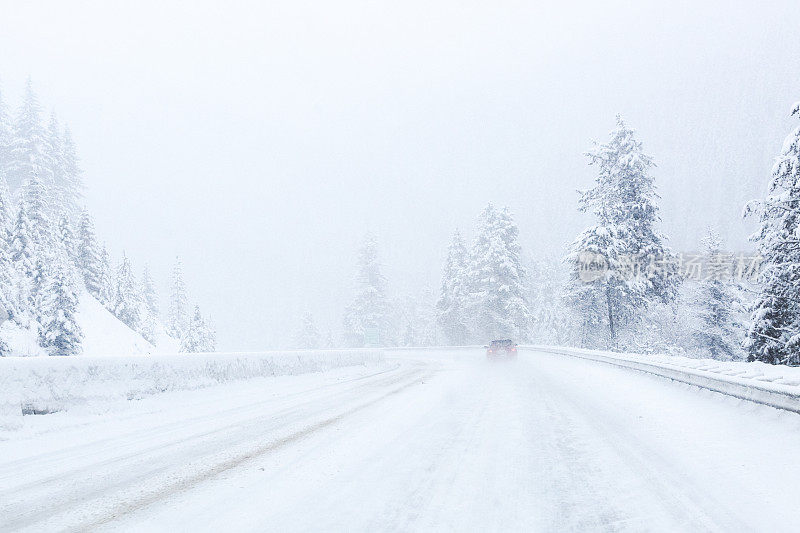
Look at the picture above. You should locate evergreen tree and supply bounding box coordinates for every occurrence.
[42,116,82,220]
[465,204,531,342]
[45,113,63,208]
[98,244,114,309]
[744,102,800,364]
[0,172,14,321]
[139,311,158,347]
[138,265,159,344]
[399,289,438,347]
[294,312,320,349]
[112,253,140,331]
[528,258,572,345]
[38,256,82,356]
[7,78,52,193]
[342,234,394,347]
[180,305,214,353]
[436,229,469,345]
[9,173,53,321]
[10,172,53,274]
[59,126,83,220]
[205,314,217,352]
[0,171,12,234]
[565,116,678,348]
[689,229,741,360]
[0,80,11,186]
[140,265,158,317]
[167,257,188,338]
[56,212,78,267]
[566,225,630,347]
[30,256,49,322]
[77,210,103,298]
[0,219,16,322]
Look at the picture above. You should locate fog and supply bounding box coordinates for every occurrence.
[1,0,797,350]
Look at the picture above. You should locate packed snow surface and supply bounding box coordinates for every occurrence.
[2,347,800,531]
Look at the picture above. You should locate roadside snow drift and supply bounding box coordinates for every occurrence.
[529,345,800,413]
[0,349,384,427]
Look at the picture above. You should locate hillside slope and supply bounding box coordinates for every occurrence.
[77,292,155,356]
[1,292,178,357]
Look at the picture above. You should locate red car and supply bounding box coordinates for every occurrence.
[486,339,517,359]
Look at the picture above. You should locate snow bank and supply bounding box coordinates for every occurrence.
[0,349,384,429]
[528,345,800,413]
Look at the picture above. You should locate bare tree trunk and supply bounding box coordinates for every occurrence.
[605,285,616,349]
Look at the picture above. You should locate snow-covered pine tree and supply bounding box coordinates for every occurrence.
[0,160,13,242]
[30,256,49,324]
[180,306,203,353]
[167,257,189,339]
[436,229,469,345]
[687,229,741,360]
[566,224,629,347]
[0,162,15,321]
[56,212,78,267]
[76,210,103,299]
[42,116,83,221]
[565,116,678,349]
[139,310,157,347]
[38,255,82,356]
[10,172,53,272]
[138,266,159,344]
[342,234,394,347]
[141,265,159,318]
[528,258,572,345]
[0,248,14,323]
[205,315,217,352]
[464,204,531,342]
[180,305,214,353]
[294,312,320,349]
[112,253,140,331]
[0,81,11,186]
[9,172,54,322]
[59,126,83,221]
[405,289,438,346]
[45,113,63,210]
[0,198,15,323]
[6,79,52,194]
[494,207,532,340]
[744,102,800,364]
[98,244,114,309]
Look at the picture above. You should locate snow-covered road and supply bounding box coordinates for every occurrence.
[2,349,800,532]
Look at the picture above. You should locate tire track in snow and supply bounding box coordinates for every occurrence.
[0,362,432,532]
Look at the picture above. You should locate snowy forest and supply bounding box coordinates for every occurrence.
[4,77,800,367]
[0,79,215,356]
[327,109,800,366]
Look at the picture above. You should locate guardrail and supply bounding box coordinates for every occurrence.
[525,345,800,415]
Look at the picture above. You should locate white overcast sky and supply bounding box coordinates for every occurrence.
[0,0,797,349]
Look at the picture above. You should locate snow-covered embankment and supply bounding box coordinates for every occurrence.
[529,345,800,413]
[0,349,384,427]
